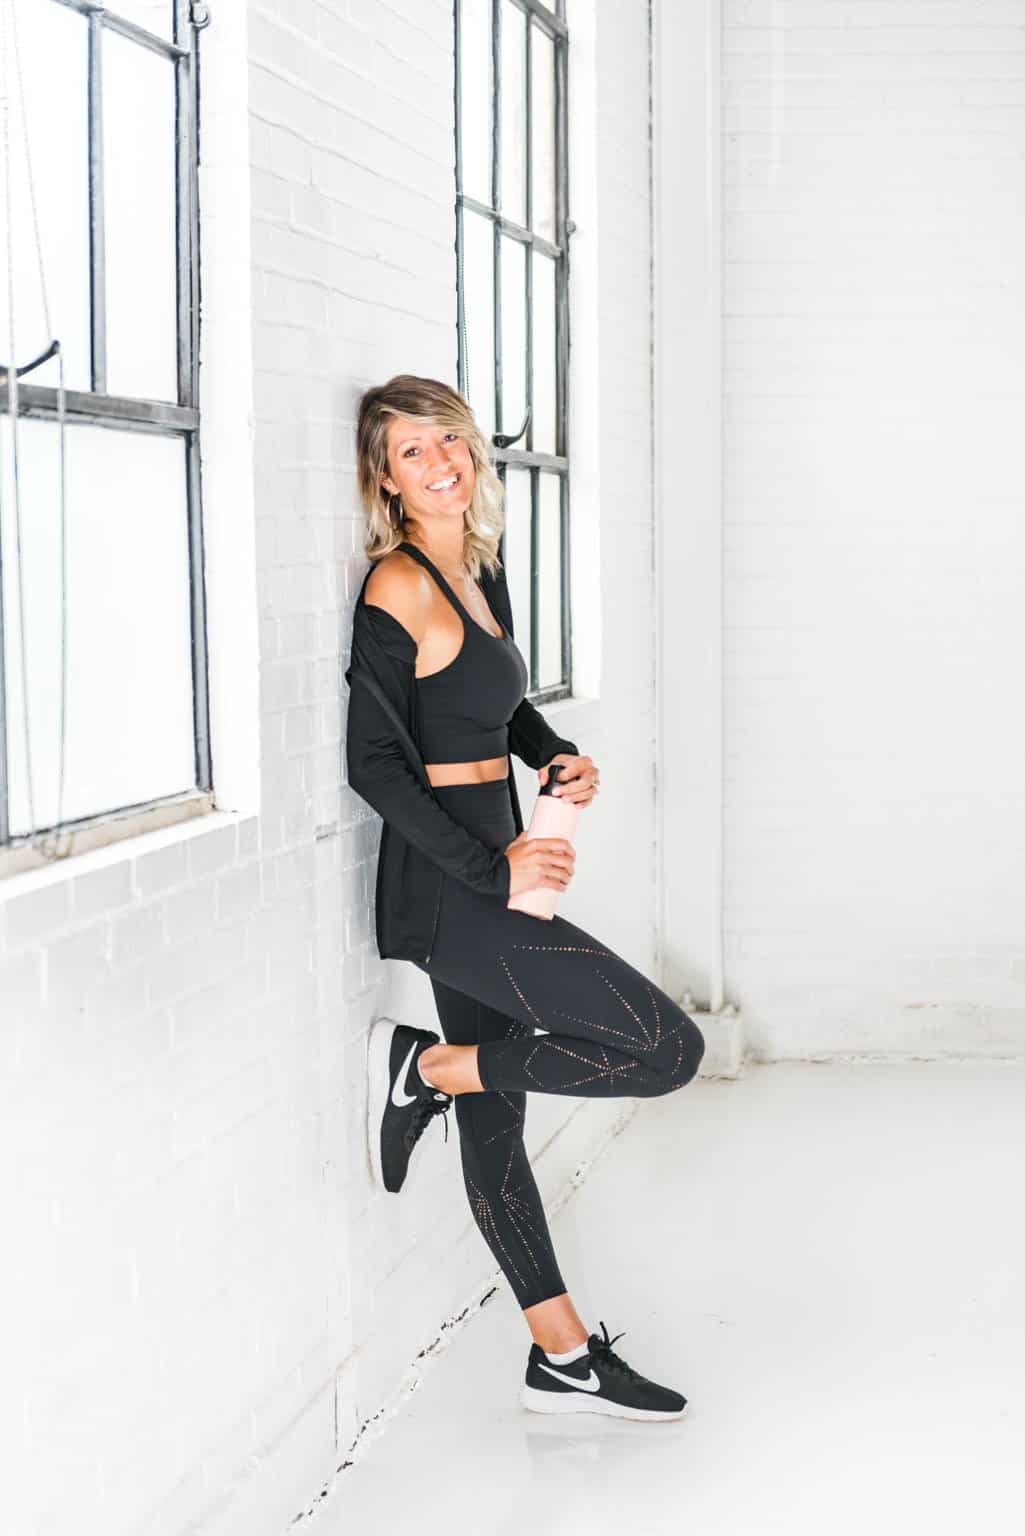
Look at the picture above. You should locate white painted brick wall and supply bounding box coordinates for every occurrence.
[0,2,657,1532]
[722,0,1025,1056]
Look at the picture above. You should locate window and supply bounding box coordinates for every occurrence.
[454,0,572,704]
[0,0,210,871]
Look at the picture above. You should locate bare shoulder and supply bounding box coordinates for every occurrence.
[364,550,431,642]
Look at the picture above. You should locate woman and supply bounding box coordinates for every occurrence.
[345,374,706,1422]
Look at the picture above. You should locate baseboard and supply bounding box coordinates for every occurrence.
[675,998,1025,1071]
[685,999,747,1079]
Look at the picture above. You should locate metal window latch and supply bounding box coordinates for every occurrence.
[492,407,531,450]
[190,2,212,28]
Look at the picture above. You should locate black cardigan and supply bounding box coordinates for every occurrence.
[343,552,580,966]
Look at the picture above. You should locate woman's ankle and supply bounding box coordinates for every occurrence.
[420,1043,481,1095]
[523,1293,590,1354]
[532,1328,589,1355]
[418,1043,446,1089]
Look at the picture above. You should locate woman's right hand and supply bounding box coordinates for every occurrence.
[503,831,575,897]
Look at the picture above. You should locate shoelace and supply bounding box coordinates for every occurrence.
[403,1088,453,1150]
[588,1320,644,1382]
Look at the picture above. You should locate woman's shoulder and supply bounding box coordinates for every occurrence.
[364,549,431,631]
[351,552,424,665]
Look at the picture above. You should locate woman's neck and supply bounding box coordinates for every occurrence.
[403,524,467,575]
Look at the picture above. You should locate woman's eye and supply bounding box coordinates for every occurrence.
[404,434,456,458]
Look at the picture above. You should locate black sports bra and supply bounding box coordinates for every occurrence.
[398,540,528,765]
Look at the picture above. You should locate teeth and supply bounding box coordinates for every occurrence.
[428,474,459,491]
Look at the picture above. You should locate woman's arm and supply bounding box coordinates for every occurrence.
[507,696,579,772]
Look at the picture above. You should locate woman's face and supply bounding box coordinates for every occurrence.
[380,416,476,529]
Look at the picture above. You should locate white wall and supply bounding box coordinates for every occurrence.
[720,0,1025,1057]
[0,2,660,1532]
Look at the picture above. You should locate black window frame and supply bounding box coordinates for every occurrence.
[454,0,573,706]
[0,0,211,855]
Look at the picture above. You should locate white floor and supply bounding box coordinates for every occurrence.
[321,1060,1025,1535]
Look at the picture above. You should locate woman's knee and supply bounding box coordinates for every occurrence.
[655,1006,705,1094]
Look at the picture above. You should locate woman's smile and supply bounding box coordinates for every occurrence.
[427,471,462,493]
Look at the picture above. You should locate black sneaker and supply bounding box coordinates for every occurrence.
[367,1018,453,1193]
[521,1320,688,1421]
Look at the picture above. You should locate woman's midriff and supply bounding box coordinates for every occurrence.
[424,754,510,788]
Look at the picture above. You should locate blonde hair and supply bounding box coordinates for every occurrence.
[355,374,505,580]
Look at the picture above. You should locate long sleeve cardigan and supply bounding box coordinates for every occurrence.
[343,552,580,966]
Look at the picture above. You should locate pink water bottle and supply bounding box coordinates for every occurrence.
[507,763,580,920]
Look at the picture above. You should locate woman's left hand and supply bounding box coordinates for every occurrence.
[539,753,600,807]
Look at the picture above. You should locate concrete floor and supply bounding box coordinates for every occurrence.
[323,1060,1025,1535]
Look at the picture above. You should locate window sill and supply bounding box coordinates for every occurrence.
[0,794,257,897]
[535,692,601,754]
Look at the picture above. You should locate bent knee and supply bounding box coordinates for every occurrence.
[655,1009,705,1094]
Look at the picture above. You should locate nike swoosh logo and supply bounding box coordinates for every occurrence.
[391,1041,420,1107]
[538,1362,600,1392]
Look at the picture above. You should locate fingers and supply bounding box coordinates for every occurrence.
[529,838,575,890]
[549,766,600,802]
[507,835,576,893]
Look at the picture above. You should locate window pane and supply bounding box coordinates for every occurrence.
[0,419,195,835]
[0,2,91,392]
[500,235,527,441]
[458,0,492,206]
[501,467,532,666]
[105,3,175,41]
[461,210,495,439]
[530,24,556,242]
[537,471,564,690]
[532,250,556,455]
[103,28,178,400]
[499,1,526,225]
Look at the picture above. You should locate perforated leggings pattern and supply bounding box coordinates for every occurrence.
[422,862,705,1310]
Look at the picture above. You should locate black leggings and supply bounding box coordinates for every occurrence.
[416,777,705,1312]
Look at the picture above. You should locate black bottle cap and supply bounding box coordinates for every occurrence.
[539,764,564,798]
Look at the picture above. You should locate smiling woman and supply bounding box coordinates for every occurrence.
[355,373,530,788]
[355,372,506,578]
[346,374,703,1423]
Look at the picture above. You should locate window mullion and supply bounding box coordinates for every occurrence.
[555,26,568,461]
[491,0,502,437]
[557,29,570,689]
[179,1,211,790]
[185,433,212,791]
[529,468,539,690]
[525,16,534,453]
[87,12,107,392]
[454,0,467,399]
[175,53,191,407]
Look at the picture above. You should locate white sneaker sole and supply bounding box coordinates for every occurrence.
[366,1017,401,1190]
[520,1384,688,1421]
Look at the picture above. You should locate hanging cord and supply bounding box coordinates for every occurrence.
[0,0,71,860]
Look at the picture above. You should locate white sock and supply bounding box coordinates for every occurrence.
[545,1339,589,1364]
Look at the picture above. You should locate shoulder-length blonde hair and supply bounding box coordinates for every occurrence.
[355,374,505,581]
